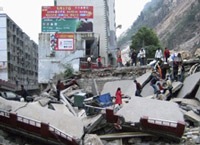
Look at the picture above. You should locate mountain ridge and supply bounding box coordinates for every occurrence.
[117,0,200,55]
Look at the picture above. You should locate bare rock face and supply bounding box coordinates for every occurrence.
[179,50,192,59]
[194,48,200,58]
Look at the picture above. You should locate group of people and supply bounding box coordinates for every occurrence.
[129,48,146,66]
[149,70,173,100]
[128,47,171,67]
[148,50,184,100]
[114,79,143,109]
[87,55,103,69]
[114,47,185,105]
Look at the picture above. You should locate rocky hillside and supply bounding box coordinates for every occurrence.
[117,0,200,55]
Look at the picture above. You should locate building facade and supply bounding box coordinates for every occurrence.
[0,13,38,91]
[38,0,117,83]
[55,0,117,64]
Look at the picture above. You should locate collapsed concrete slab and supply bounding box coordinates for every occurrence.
[116,97,184,123]
[136,71,152,86]
[101,72,152,97]
[184,111,200,126]
[101,80,135,97]
[177,72,200,98]
[195,85,200,101]
[0,97,84,140]
[171,98,200,107]
[142,81,183,98]
[115,97,185,140]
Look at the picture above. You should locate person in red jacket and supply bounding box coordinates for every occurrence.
[164,47,170,62]
[115,87,123,106]
[97,56,102,68]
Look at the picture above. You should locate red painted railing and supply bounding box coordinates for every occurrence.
[140,116,185,138]
[0,109,79,145]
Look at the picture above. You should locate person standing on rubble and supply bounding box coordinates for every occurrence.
[164,47,170,62]
[97,56,102,68]
[134,80,143,97]
[20,85,29,102]
[116,48,123,67]
[130,49,137,66]
[87,55,92,69]
[165,75,173,101]
[115,87,123,107]
[150,71,159,94]
[56,80,62,101]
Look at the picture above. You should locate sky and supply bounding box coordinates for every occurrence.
[0,0,150,43]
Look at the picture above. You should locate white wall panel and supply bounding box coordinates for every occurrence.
[0,17,6,27]
[0,28,6,39]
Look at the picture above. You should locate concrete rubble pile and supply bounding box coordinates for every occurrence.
[0,64,200,145]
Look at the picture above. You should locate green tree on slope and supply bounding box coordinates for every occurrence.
[130,26,161,58]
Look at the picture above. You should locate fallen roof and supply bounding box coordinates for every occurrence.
[101,80,135,97]
[177,72,200,98]
[195,85,200,101]
[101,71,152,97]
[0,97,84,139]
[116,97,184,123]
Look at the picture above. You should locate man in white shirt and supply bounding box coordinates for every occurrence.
[155,48,163,61]
[139,48,146,65]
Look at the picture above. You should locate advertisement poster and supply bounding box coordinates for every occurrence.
[50,33,74,51]
[42,6,93,32]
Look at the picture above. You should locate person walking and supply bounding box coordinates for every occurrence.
[150,72,159,94]
[134,80,142,97]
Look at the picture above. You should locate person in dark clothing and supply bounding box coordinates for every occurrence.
[131,49,137,66]
[150,72,159,94]
[21,85,29,102]
[56,80,62,101]
[134,80,142,97]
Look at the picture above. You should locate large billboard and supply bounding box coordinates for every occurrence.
[42,6,93,32]
[50,33,74,51]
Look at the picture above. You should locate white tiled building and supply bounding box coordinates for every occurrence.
[0,13,38,90]
[38,0,117,83]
